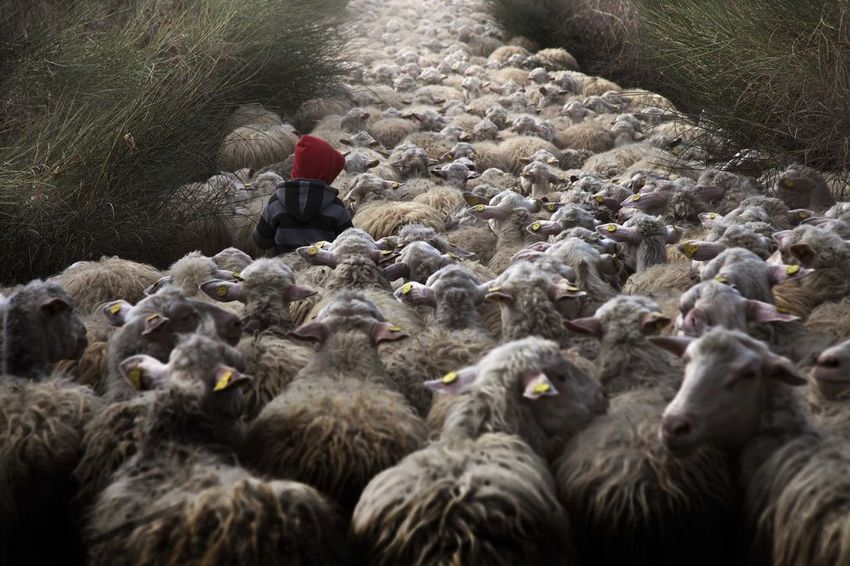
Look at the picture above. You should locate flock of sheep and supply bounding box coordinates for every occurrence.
[3,0,850,564]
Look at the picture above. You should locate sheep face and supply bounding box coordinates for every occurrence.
[811,339,850,399]
[5,281,88,374]
[654,329,805,455]
[675,280,797,337]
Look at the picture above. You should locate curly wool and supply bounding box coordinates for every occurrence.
[354,201,445,240]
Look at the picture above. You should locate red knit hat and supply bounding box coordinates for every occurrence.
[290,135,345,185]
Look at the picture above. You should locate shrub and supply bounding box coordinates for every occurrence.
[0,0,347,283]
[634,0,850,173]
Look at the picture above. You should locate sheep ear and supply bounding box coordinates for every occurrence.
[144,275,173,296]
[640,312,671,335]
[597,224,641,244]
[41,297,70,316]
[563,316,603,338]
[103,300,134,326]
[448,245,475,258]
[746,300,799,323]
[283,285,317,303]
[141,313,169,336]
[367,159,380,169]
[789,244,815,266]
[468,204,506,220]
[430,168,447,179]
[424,366,478,395]
[200,280,245,303]
[462,192,489,207]
[119,354,168,391]
[484,284,514,304]
[549,279,585,303]
[212,365,252,392]
[523,372,559,399]
[339,138,353,146]
[678,240,725,261]
[647,335,694,357]
[289,321,329,343]
[382,262,409,282]
[297,245,338,268]
[772,230,793,246]
[213,268,238,281]
[764,353,807,386]
[767,264,813,285]
[370,321,409,345]
[394,281,436,307]
[375,236,399,250]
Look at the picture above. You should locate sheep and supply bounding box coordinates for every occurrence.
[555,297,737,566]
[242,291,428,509]
[211,246,254,273]
[597,213,681,273]
[467,199,542,273]
[145,250,238,300]
[484,261,584,345]
[352,337,608,566]
[353,199,446,239]
[698,247,811,303]
[370,116,419,148]
[216,123,298,171]
[473,135,559,174]
[51,256,162,314]
[0,280,101,564]
[775,162,835,211]
[674,279,829,367]
[387,265,497,417]
[541,237,619,311]
[519,160,564,198]
[85,333,348,565]
[655,328,850,566]
[225,102,284,130]
[806,339,850,434]
[102,289,243,400]
[411,184,466,219]
[805,297,850,344]
[527,204,598,238]
[388,143,433,178]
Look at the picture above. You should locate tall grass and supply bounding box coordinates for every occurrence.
[0,0,348,283]
[634,0,850,172]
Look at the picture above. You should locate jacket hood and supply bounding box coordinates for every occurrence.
[276,180,340,223]
[290,135,345,185]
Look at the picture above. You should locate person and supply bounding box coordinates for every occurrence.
[252,135,353,255]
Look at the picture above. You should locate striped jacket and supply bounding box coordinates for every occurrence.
[252,179,353,255]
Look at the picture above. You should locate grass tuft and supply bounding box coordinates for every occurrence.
[0,0,348,283]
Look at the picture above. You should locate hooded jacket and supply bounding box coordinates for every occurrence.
[253,136,352,254]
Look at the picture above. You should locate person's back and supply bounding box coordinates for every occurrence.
[253,135,352,255]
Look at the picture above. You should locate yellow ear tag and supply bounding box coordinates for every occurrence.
[786,264,800,275]
[217,285,229,297]
[798,211,808,219]
[566,285,580,292]
[631,194,641,201]
[545,203,557,212]
[232,271,241,279]
[147,313,159,322]
[442,371,458,384]
[594,195,605,203]
[681,242,700,258]
[214,370,234,392]
[391,183,400,189]
[109,303,122,314]
[380,250,393,255]
[307,246,319,256]
[607,224,617,233]
[776,306,791,314]
[532,382,551,394]
[785,179,794,188]
[388,325,402,332]
[128,367,142,389]
[315,241,328,248]
[488,285,502,292]
[709,212,719,219]
[531,222,541,231]
[714,275,729,284]
[473,204,486,212]
[401,283,414,295]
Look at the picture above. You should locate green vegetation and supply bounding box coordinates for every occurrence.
[486,0,850,177]
[636,0,850,172]
[0,0,347,283]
